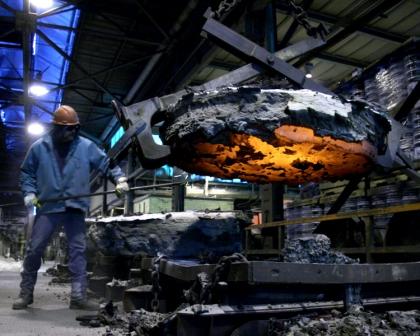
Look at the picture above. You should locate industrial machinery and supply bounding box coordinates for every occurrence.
[92,3,420,336]
[109,10,419,187]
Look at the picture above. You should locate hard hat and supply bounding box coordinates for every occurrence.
[52,105,79,125]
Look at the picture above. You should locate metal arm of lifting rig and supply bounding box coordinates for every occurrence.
[108,33,327,167]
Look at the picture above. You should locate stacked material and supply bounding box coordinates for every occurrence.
[359,45,420,159]
[413,103,420,160]
[86,211,248,259]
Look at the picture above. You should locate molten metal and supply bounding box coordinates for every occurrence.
[163,88,390,184]
[171,126,375,184]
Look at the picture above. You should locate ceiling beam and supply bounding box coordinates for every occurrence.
[134,0,169,40]
[37,1,80,19]
[37,22,163,46]
[276,1,406,44]
[0,0,16,14]
[36,28,120,102]
[49,51,164,93]
[293,0,405,67]
[316,52,368,68]
[208,59,241,71]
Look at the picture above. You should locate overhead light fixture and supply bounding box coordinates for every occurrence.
[29,71,49,97]
[30,0,54,9]
[304,62,314,79]
[27,122,45,136]
[29,84,49,96]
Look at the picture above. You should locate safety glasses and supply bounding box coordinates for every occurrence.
[62,125,80,132]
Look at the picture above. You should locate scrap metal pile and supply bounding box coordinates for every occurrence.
[282,234,357,264]
[162,87,391,184]
[267,307,420,336]
[93,304,420,335]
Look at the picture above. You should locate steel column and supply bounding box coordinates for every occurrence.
[265,0,277,52]
[20,0,33,126]
[124,149,135,215]
[102,177,108,216]
[260,183,284,250]
[172,167,186,212]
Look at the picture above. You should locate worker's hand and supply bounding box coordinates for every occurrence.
[115,177,129,197]
[24,193,41,208]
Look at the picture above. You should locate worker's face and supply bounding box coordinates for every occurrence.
[52,124,80,143]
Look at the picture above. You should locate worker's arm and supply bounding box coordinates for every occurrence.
[20,146,39,197]
[88,142,125,183]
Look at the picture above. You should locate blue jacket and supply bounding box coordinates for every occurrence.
[20,134,124,214]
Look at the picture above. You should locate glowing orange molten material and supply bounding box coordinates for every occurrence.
[175,125,377,184]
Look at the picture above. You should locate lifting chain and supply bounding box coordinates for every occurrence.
[214,0,243,19]
[199,253,248,304]
[150,254,166,312]
[286,0,328,40]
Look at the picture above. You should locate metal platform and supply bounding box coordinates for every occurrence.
[141,258,420,284]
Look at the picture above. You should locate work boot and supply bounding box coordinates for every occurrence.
[70,281,99,310]
[69,298,99,311]
[12,294,33,310]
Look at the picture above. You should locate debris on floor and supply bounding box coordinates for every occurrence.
[270,306,420,335]
[282,234,358,264]
[76,300,175,336]
[45,263,72,284]
[87,305,420,336]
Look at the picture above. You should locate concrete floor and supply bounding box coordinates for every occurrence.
[0,261,107,336]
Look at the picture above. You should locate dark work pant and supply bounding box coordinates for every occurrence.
[20,210,86,297]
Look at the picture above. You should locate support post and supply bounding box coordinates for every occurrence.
[265,0,277,52]
[260,183,284,251]
[344,284,362,310]
[172,167,186,212]
[364,216,374,263]
[102,177,108,216]
[124,149,134,215]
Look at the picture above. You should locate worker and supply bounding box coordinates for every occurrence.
[12,105,129,310]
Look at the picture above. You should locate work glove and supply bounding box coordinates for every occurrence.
[115,177,129,197]
[24,193,41,208]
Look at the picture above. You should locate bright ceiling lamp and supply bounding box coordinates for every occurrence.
[27,122,45,136]
[30,0,53,9]
[305,62,314,78]
[29,83,49,96]
[29,70,49,96]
